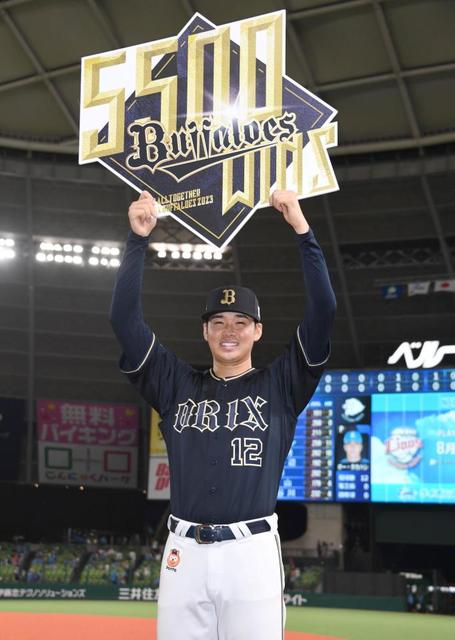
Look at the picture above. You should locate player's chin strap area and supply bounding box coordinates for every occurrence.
[168,514,277,544]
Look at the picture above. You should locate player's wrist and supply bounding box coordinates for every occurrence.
[291,219,310,234]
[128,229,152,243]
[294,227,314,245]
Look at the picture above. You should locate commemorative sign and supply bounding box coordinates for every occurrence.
[79,11,339,248]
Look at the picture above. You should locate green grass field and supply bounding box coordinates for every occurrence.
[0,601,454,640]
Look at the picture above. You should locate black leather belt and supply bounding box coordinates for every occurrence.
[169,516,271,544]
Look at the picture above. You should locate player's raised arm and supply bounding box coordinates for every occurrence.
[270,190,336,365]
[109,191,158,369]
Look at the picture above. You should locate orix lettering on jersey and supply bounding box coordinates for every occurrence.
[173,395,268,433]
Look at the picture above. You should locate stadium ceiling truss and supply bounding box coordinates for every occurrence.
[0,0,454,380]
[0,0,454,154]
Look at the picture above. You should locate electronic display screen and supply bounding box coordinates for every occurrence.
[278,368,455,504]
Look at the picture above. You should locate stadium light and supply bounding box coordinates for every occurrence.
[151,242,225,263]
[34,238,122,268]
[0,238,15,248]
[90,244,122,264]
[0,237,16,261]
[0,247,16,260]
[33,236,227,268]
[35,239,87,266]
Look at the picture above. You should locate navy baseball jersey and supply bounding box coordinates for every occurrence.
[111,229,336,524]
[121,330,324,522]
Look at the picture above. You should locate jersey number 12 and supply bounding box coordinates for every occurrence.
[231,437,263,467]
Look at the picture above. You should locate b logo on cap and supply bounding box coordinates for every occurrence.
[220,289,236,305]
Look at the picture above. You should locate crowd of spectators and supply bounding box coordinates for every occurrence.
[3,535,330,591]
[0,538,163,587]
[26,545,79,583]
[0,543,28,582]
[283,555,324,592]
[82,546,136,585]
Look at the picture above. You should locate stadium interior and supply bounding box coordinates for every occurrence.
[0,0,454,618]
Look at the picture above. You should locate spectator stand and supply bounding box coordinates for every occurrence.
[282,547,339,593]
[0,542,29,582]
[26,545,80,583]
[0,539,163,588]
[133,542,162,588]
[80,545,139,586]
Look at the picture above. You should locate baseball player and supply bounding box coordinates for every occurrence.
[110,189,336,640]
[338,430,369,467]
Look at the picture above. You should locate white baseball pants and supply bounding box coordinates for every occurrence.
[157,514,285,640]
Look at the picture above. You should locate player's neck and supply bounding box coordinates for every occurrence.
[211,356,253,380]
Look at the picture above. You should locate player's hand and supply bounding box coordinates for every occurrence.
[128,191,158,237]
[270,190,309,234]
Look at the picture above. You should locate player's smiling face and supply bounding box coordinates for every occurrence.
[203,312,262,369]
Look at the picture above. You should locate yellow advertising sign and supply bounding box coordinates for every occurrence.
[149,409,167,457]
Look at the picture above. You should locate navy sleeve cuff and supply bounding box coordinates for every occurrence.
[294,227,315,245]
[127,229,152,245]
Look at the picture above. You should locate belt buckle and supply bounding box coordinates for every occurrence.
[194,524,215,544]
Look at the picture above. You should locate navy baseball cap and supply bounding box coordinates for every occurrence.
[202,285,261,322]
[343,430,362,444]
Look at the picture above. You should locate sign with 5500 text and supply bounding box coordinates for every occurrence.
[79,11,338,248]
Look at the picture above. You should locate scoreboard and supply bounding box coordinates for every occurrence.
[278,368,455,505]
[304,403,334,501]
[282,401,333,501]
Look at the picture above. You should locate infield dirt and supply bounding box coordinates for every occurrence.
[0,611,341,640]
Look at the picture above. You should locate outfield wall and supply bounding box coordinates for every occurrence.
[0,584,406,611]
